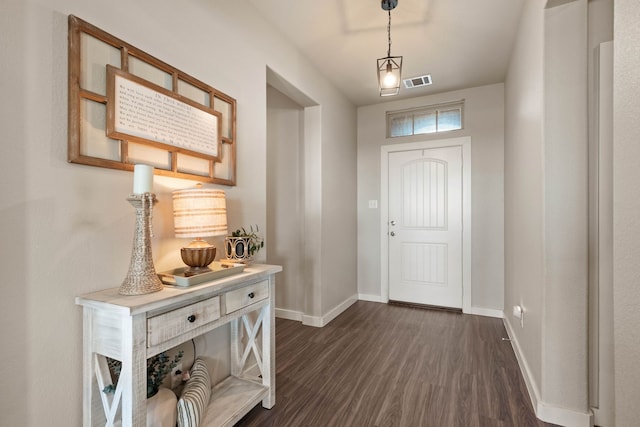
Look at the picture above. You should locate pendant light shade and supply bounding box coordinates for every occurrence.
[377,0,402,96]
[377,56,403,96]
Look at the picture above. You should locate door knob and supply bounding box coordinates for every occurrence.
[390,220,396,226]
[390,231,396,236]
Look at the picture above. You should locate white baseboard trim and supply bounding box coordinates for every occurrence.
[302,294,358,328]
[275,308,303,321]
[358,293,387,303]
[468,307,504,318]
[301,314,323,327]
[503,317,542,419]
[503,318,593,427]
[537,401,593,427]
[358,297,505,320]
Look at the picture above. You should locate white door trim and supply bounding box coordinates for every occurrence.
[381,136,471,313]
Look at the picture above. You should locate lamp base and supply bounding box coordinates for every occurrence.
[183,265,212,277]
[181,241,216,277]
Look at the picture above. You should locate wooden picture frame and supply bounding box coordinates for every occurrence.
[68,15,237,185]
[106,66,222,160]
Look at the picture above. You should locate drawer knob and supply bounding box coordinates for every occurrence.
[187,315,196,323]
[248,292,255,299]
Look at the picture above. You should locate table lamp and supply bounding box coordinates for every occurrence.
[172,184,228,276]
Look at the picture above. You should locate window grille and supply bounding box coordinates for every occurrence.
[387,101,463,138]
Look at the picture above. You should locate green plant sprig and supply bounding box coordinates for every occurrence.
[103,350,184,398]
[230,225,264,257]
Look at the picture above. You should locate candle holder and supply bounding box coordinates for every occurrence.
[119,192,164,295]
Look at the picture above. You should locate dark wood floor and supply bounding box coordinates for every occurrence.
[237,301,554,427]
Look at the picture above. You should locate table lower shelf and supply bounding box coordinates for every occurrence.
[200,376,269,427]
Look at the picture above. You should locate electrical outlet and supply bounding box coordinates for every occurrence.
[170,362,183,389]
[513,305,524,329]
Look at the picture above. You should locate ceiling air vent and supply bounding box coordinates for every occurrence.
[403,74,432,89]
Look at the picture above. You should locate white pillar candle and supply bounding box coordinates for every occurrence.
[133,164,154,194]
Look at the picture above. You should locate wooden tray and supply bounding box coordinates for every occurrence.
[158,262,245,287]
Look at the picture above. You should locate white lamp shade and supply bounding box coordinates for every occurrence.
[173,188,228,238]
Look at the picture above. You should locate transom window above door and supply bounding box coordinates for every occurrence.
[387,101,464,138]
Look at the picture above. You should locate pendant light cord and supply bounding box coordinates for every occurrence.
[387,9,392,57]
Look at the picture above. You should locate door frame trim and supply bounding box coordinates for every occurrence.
[380,136,472,313]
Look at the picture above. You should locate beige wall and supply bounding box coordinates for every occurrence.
[319,93,359,316]
[587,1,615,425]
[505,0,616,424]
[542,0,590,413]
[266,78,358,324]
[0,0,356,425]
[504,0,546,404]
[613,0,640,424]
[357,83,505,313]
[266,86,305,313]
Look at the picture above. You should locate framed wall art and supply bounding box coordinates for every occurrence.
[68,15,237,185]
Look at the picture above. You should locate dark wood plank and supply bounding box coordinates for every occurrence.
[236,301,556,427]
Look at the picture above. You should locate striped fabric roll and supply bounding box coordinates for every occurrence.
[177,358,211,427]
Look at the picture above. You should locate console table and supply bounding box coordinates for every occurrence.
[76,264,281,427]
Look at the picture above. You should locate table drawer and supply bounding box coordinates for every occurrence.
[147,296,220,347]
[225,280,268,314]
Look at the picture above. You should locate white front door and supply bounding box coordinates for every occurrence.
[388,146,463,308]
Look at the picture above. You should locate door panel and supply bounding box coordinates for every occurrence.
[388,146,462,308]
[401,242,447,284]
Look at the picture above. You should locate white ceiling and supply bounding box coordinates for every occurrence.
[248,0,526,106]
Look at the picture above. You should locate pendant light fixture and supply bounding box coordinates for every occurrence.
[377,0,403,96]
